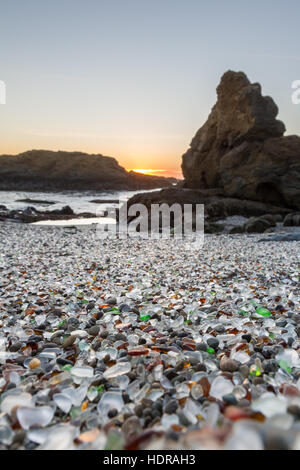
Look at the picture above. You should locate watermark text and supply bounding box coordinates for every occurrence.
[95,200,205,250]
[292,80,300,104]
[0,80,6,104]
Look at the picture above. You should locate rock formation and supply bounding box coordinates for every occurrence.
[0,204,96,223]
[0,150,175,191]
[182,71,300,209]
[123,187,290,233]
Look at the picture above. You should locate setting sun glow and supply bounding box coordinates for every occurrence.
[127,169,167,176]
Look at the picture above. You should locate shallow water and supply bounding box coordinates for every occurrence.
[32,217,117,226]
[0,188,157,226]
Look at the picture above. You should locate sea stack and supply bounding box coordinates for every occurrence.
[182,71,300,209]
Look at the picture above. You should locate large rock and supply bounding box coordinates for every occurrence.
[244,217,273,233]
[182,71,300,209]
[283,213,300,226]
[124,188,289,218]
[123,188,290,231]
[0,150,175,191]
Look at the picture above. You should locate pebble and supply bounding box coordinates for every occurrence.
[239,365,250,378]
[122,416,141,437]
[134,405,143,418]
[0,224,299,450]
[242,334,252,342]
[62,336,76,349]
[223,394,238,406]
[287,405,300,418]
[9,342,22,352]
[86,326,100,336]
[207,337,219,349]
[28,358,41,370]
[220,357,239,372]
[164,400,178,414]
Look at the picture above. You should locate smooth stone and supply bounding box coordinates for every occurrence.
[164,400,178,414]
[239,365,250,378]
[87,325,100,336]
[223,394,238,406]
[207,338,219,350]
[62,336,76,349]
[9,342,23,352]
[220,357,239,372]
[16,406,55,430]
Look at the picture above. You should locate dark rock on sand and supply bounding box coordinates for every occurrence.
[244,216,274,233]
[205,221,224,234]
[52,205,73,216]
[16,199,57,205]
[124,187,290,232]
[229,214,280,234]
[229,225,246,234]
[0,205,95,223]
[283,213,300,226]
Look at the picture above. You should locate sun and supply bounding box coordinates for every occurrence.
[127,168,166,176]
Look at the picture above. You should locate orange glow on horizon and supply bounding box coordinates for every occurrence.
[128,168,166,175]
[127,168,183,179]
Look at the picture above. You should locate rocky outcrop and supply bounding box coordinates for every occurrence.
[124,188,290,220]
[0,150,175,191]
[123,187,290,234]
[123,72,300,234]
[0,204,96,223]
[182,71,300,209]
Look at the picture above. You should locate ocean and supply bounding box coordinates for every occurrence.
[0,189,156,226]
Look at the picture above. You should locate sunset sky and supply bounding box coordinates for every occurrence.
[1,0,300,177]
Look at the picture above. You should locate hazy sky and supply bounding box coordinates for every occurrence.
[1,0,300,177]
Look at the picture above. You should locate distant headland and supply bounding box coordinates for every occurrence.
[0,149,177,191]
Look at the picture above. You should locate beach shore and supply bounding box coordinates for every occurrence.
[0,223,300,450]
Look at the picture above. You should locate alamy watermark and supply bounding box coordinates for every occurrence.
[0,80,6,104]
[95,201,205,250]
[292,80,300,104]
